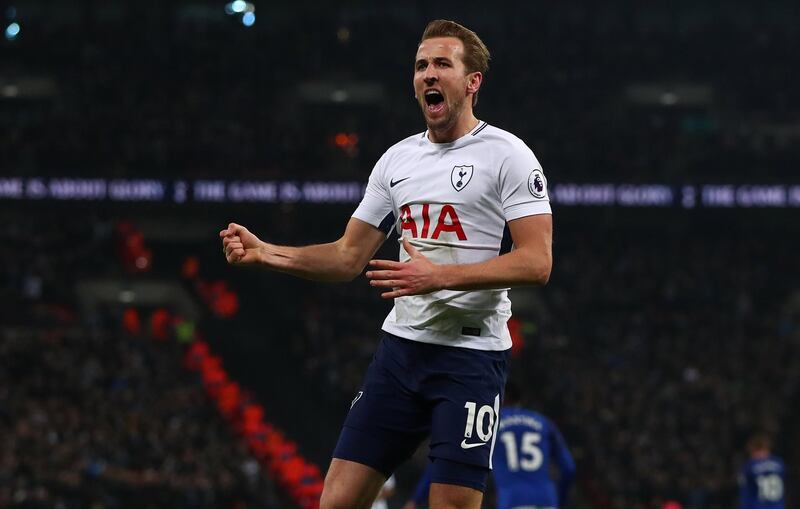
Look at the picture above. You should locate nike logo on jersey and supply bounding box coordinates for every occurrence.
[389,177,411,188]
[460,439,488,449]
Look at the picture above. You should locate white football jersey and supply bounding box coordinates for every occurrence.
[352,121,551,351]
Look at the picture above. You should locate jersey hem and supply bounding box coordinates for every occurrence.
[381,324,512,351]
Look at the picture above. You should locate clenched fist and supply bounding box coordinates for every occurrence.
[219,223,264,265]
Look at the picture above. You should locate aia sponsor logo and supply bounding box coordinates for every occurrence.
[399,203,467,240]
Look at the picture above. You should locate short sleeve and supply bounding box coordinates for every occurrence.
[352,153,395,234]
[499,143,552,221]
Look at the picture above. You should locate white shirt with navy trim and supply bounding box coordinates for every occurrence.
[352,122,551,351]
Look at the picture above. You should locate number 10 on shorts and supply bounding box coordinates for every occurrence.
[463,401,495,441]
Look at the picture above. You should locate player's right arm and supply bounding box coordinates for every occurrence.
[737,464,751,509]
[221,151,392,282]
[220,217,386,282]
[549,422,576,507]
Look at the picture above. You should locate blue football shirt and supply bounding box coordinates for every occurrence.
[739,455,785,509]
[492,407,576,509]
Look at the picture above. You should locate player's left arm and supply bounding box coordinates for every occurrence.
[366,213,551,298]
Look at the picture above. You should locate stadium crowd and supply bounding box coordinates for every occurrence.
[2,3,798,181]
[535,227,800,508]
[0,213,282,509]
[0,328,280,509]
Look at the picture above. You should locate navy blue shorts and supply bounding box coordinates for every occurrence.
[333,332,510,491]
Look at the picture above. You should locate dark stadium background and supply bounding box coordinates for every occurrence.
[1,1,798,508]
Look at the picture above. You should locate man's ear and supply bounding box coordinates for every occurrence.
[466,71,483,96]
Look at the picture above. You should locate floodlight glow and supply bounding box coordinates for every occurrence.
[224,3,234,14]
[119,290,136,303]
[231,0,246,13]
[5,22,20,40]
[242,12,255,26]
[660,92,678,106]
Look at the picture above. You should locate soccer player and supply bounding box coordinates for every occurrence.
[371,475,397,509]
[739,434,786,509]
[220,19,553,509]
[404,382,576,509]
[492,382,575,509]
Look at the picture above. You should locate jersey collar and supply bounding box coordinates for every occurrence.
[420,121,488,148]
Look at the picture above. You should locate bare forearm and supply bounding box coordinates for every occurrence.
[367,217,552,298]
[259,241,362,282]
[367,237,552,299]
[223,218,385,282]
[438,248,551,291]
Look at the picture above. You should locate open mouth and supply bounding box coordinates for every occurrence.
[424,90,445,114]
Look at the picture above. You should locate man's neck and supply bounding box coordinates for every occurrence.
[428,112,480,144]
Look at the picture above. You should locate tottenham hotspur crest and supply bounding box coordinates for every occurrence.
[451,165,474,192]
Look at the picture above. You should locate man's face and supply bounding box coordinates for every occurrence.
[414,37,474,131]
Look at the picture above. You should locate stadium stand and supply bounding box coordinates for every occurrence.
[1,3,798,181]
[0,211,288,508]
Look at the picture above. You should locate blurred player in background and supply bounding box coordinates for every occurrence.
[492,382,575,509]
[739,434,786,509]
[372,475,397,509]
[404,381,575,509]
[221,19,552,509]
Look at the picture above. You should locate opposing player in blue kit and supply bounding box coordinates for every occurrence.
[739,434,786,509]
[221,19,553,509]
[492,383,575,509]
